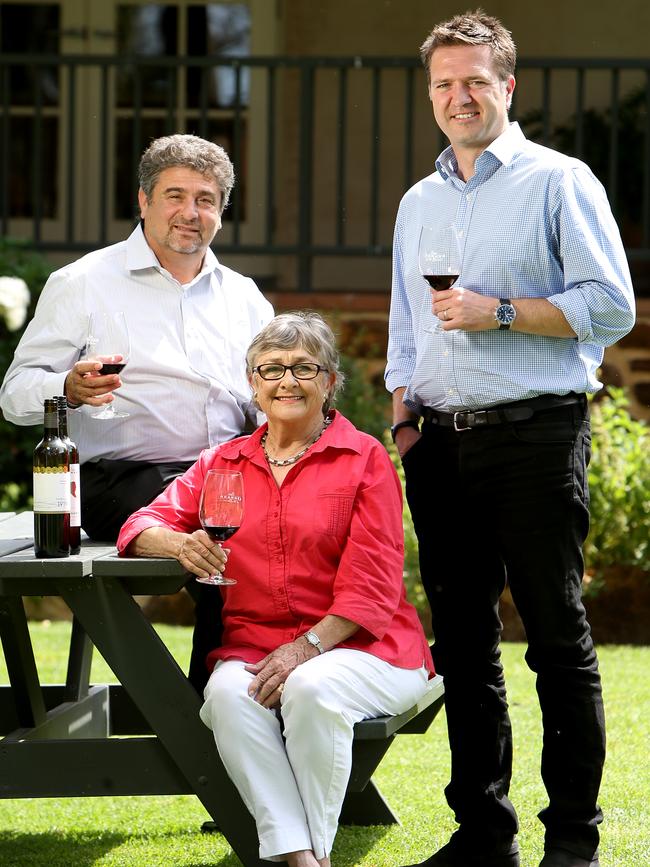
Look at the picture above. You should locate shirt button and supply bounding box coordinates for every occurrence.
[443,350,449,357]
[447,388,455,395]
[457,230,464,237]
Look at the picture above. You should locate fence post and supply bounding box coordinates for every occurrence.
[297,63,314,291]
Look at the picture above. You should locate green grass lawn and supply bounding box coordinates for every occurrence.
[1,622,648,866]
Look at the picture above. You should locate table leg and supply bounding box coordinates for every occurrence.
[58,575,265,867]
[0,597,46,727]
[64,616,94,702]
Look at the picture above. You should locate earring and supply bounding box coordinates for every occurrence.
[253,391,258,401]
[323,393,328,402]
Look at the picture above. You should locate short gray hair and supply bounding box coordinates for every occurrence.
[247,312,345,410]
[138,134,235,213]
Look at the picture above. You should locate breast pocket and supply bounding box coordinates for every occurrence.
[315,486,357,537]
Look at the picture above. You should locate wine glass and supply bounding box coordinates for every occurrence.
[418,225,462,291]
[86,312,131,420]
[197,469,244,586]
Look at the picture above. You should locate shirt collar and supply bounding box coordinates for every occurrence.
[435,121,525,180]
[217,410,365,466]
[125,222,222,284]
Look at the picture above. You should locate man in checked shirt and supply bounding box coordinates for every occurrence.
[386,10,635,867]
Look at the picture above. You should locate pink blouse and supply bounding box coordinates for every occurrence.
[117,411,434,676]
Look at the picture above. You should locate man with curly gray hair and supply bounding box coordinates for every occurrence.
[1,132,273,686]
[138,134,235,214]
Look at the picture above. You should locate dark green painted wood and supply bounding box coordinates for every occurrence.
[0,596,46,727]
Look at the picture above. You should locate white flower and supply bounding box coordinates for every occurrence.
[0,276,30,331]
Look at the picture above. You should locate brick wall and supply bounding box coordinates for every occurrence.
[602,299,650,419]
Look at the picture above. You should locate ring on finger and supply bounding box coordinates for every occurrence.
[277,682,285,695]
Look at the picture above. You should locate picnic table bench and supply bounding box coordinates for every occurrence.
[0,511,444,865]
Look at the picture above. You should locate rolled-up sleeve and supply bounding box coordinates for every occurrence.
[547,166,635,346]
[116,453,209,552]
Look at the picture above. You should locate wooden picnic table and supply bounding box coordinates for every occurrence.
[0,511,444,864]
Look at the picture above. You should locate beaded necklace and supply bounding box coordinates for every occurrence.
[262,416,332,467]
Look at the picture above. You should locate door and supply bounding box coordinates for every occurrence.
[0,0,276,261]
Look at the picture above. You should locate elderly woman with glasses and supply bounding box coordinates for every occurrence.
[117,311,434,867]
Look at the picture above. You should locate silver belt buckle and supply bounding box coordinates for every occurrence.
[453,411,471,432]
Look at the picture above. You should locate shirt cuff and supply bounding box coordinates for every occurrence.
[547,291,593,343]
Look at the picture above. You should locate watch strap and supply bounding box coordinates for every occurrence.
[390,419,420,442]
[304,630,325,654]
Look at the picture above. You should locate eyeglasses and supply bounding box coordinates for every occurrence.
[253,362,328,381]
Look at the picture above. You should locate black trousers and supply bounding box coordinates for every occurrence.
[80,458,223,695]
[402,397,605,859]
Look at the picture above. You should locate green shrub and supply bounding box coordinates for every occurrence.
[585,387,650,590]
[0,239,53,510]
[336,354,389,441]
[383,433,429,624]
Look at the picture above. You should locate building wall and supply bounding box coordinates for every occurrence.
[281,0,650,59]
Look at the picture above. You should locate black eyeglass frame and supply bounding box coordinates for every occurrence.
[253,362,329,381]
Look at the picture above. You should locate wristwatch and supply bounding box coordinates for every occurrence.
[390,419,420,442]
[495,298,517,330]
[303,630,326,654]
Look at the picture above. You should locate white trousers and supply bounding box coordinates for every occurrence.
[199,649,429,862]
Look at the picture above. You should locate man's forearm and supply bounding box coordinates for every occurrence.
[391,387,419,424]
[511,297,576,338]
[433,288,577,337]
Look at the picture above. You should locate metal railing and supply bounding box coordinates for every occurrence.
[1,53,649,292]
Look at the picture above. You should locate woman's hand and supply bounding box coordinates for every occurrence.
[245,615,360,709]
[175,529,228,582]
[245,639,317,709]
[126,526,227,583]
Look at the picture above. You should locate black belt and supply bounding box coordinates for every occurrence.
[421,393,584,432]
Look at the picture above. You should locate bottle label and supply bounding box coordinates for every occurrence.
[33,470,71,513]
[70,463,81,527]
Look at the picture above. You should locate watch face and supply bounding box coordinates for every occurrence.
[496,303,516,325]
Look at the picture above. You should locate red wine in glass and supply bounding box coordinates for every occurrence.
[418,226,462,304]
[100,362,127,375]
[198,470,244,586]
[203,525,238,542]
[423,274,460,291]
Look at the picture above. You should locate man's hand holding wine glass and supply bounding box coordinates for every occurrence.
[82,311,131,419]
[64,358,125,408]
[418,223,503,333]
[431,285,503,332]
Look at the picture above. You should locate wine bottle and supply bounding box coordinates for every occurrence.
[56,396,81,554]
[33,398,70,558]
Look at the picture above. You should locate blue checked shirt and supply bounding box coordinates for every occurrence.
[385,123,636,413]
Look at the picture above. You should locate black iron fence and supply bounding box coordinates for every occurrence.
[1,53,649,292]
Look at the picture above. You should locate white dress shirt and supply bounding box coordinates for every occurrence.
[0,225,274,463]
